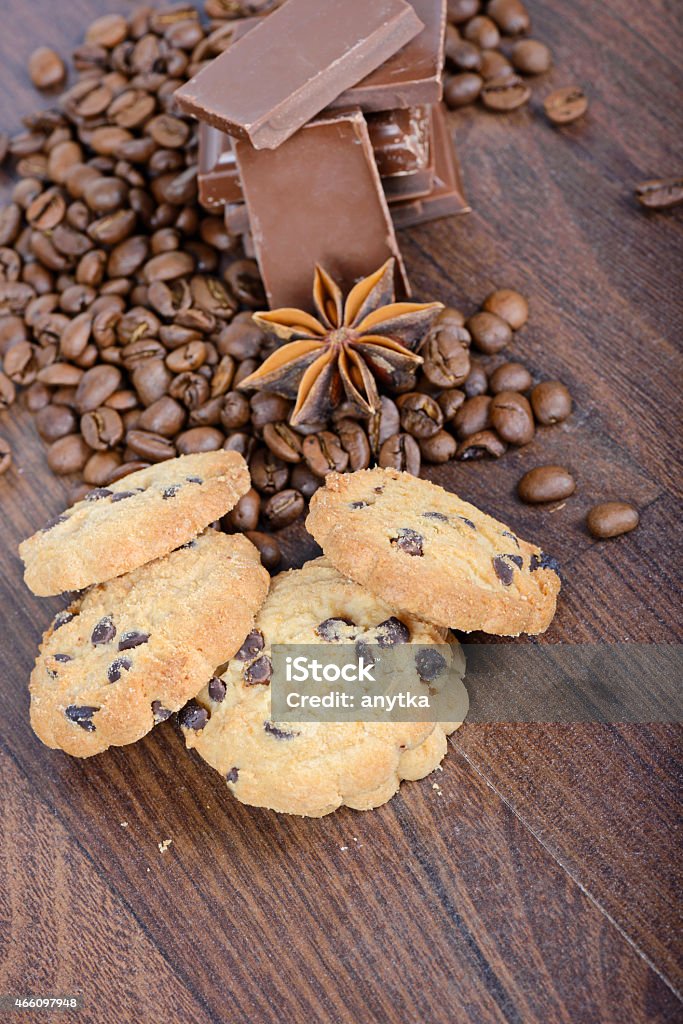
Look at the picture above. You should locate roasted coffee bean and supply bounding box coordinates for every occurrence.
[217,318,264,360]
[24,381,51,412]
[263,421,303,463]
[224,259,265,308]
[480,50,513,80]
[83,450,122,485]
[448,39,482,73]
[635,177,683,210]
[447,0,480,22]
[106,460,150,483]
[422,322,470,387]
[26,189,66,231]
[487,0,531,35]
[335,418,371,471]
[453,395,491,439]
[482,288,529,330]
[84,176,128,214]
[176,426,224,454]
[170,371,209,409]
[249,448,289,494]
[378,433,421,476]
[250,391,291,431]
[132,360,172,406]
[28,46,66,89]
[466,311,512,354]
[530,380,572,424]
[81,407,124,450]
[463,15,500,49]
[518,465,576,503]
[125,429,176,462]
[47,433,90,474]
[107,236,149,277]
[490,391,535,445]
[544,86,588,125]
[586,502,639,539]
[224,488,260,533]
[0,282,36,316]
[75,364,122,412]
[489,362,532,394]
[456,429,507,460]
[85,13,128,48]
[397,392,444,439]
[35,403,77,442]
[165,340,207,374]
[481,74,531,112]
[0,371,16,409]
[263,488,305,530]
[0,437,11,475]
[303,431,349,477]
[188,397,223,427]
[4,341,38,385]
[290,463,321,499]
[511,40,552,75]
[419,429,457,464]
[143,251,194,282]
[444,73,483,108]
[244,530,281,572]
[233,358,260,388]
[220,391,251,431]
[438,388,466,421]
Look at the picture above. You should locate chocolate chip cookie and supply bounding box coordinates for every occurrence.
[306,468,560,635]
[20,451,250,596]
[30,530,269,757]
[181,557,467,817]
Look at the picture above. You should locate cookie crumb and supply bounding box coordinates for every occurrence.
[340,845,348,851]
[158,838,173,853]
[120,821,128,827]
[432,782,443,796]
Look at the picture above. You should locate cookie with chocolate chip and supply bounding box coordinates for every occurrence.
[30,531,269,757]
[20,451,250,596]
[181,557,467,817]
[306,468,560,636]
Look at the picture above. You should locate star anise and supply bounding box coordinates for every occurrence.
[237,259,443,426]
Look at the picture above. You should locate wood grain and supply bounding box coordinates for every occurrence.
[0,1,681,1022]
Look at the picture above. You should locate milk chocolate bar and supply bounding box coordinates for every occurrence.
[391,104,469,228]
[197,123,241,209]
[234,110,410,310]
[329,0,447,112]
[367,106,434,200]
[174,0,423,150]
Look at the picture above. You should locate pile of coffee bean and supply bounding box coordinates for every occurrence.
[443,0,588,124]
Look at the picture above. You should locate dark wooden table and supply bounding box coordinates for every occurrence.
[0,2,681,1022]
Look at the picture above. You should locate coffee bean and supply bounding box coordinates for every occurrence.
[125,429,176,462]
[81,407,124,450]
[438,388,466,421]
[83,450,122,485]
[26,189,66,231]
[249,448,289,494]
[28,47,66,90]
[586,502,639,539]
[335,418,371,471]
[479,50,513,80]
[544,86,588,125]
[422,322,470,387]
[176,426,223,454]
[511,40,552,75]
[245,530,282,572]
[490,392,535,445]
[263,488,304,530]
[481,75,531,112]
[303,431,349,477]
[0,372,16,409]
[397,392,444,438]
[466,311,512,353]
[453,395,491,439]
[250,391,291,431]
[223,488,260,533]
[217,318,264,360]
[444,73,483,108]
[463,15,500,49]
[224,259,265,308]
[448,39,482,73]
[635,177,683,211]
[447,0,480,22]
[518,465,576,503]
[530,381,572,424]
[488,362,532,394]
[419,430,457,464]
[456,430,507,460]
[47,433,90,474]
[263,421,303,463]
[137,396,186,437]
[0,437,11,475]
[379,433,420,475]
[132,360,172,407]
[487,0,531,35]
[85,13,128,48]
[482,289,529,330]
[290,463,321,499]
[75,364,122,412]
[143,251,195,282]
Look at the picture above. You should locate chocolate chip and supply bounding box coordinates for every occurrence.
[91,616,116,645]
[458,516,476,530]
[492,554,522,586]
[415,648,447,681]
[65,704,98,731]
[316,617,355,642]
[376,617,410,647]
[264,721,297,740]
[178,539,197,550]
[110,489,136,502]
[152,700,172,723]
[118,630,149,651]
[235,629,264,661]
[41,514,68,532]
[53,611,74,631]
[244,655,272,685]
[178,701,209,730]
[350,500,368,509]
[226,767,239,783]
[84,487,113,501]
[355,639,376,667]
[502,530,519,547]
[162,484,181,499]
[530,552,561,576]
[54,653,73,663]
[391,528,424,556]
[208,676,226,702]
[423,511,449,522]
[186,475,203,484]
[107,656,132,683]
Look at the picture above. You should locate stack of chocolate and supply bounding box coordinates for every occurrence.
[175,0,468,312]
